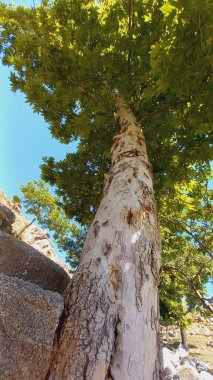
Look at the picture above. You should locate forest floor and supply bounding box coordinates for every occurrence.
[161,315,213,366]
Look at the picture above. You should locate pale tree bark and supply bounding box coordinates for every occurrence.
[46,93,163,380]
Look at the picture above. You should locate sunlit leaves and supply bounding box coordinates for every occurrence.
[0,0,212,310]
[160,3,175,16]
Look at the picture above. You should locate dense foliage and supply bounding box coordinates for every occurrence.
[0,0,212,323]
[0,0,212,222]
[160,164,213,323]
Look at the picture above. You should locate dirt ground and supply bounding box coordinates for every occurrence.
[161,315,213,366]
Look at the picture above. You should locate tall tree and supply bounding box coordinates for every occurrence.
[19,168,213,319]
[0,1,212,378]
[19,167,212,326]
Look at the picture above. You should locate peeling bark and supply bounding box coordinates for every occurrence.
[47,94,163,379]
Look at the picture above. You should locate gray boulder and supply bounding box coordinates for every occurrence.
[0,230,71,294]
[0,205,15,233]
[0,273,63,380]
[0,190,71,274]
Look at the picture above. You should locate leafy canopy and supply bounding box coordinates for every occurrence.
[0,0,212,223]
[1,0,212,326]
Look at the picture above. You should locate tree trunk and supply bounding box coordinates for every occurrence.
[180,327,188,350]
[47,94,163,380]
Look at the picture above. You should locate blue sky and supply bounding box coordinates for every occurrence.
[1,0,76,201]
[0,0,76,262]
[0,63,77,261]
[0,64,76,199]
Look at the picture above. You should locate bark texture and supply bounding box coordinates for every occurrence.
[47,94,162,379]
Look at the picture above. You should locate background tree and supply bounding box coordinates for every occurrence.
[0,0,212,378]
[20,180,86,269]
[160,164,213,316]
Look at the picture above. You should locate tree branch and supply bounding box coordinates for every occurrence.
[63,76,97,100]
[161,215,213,282]
[192,257,213,282]
[17,217,36,237]
[163,264,213,313]
[139,99,187,124]
[161,215,213,259]
[193,286,213,313]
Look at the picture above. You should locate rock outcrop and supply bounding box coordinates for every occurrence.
[161,317,213,369]
[0,273,64,380]
[0,190,69,270]
[163,345,213,380]
[0,230,70,293]
[0,191,70,377]
[0,190,71,293]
